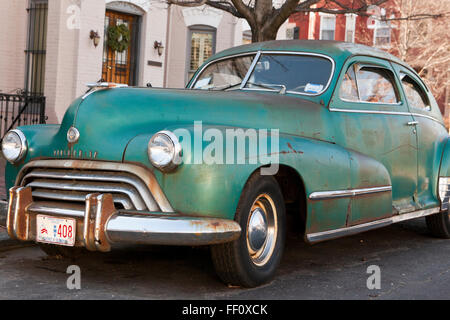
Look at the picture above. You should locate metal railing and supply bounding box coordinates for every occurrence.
[0,91,46,140]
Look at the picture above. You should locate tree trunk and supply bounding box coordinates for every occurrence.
[251,25,278,42]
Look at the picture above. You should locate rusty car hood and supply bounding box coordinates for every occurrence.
[59,87,334,161]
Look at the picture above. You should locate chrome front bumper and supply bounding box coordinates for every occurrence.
[6,187,241,251]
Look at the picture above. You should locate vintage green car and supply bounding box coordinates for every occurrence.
[3,40,450,287]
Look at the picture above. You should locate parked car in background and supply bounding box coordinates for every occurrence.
[3,40,450,287]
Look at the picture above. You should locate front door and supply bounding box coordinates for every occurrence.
[102,10,139,85]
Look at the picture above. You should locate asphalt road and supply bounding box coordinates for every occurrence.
[0,208,449,300]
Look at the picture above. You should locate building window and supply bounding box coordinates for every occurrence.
[374,22,391,47]
[345,14,356,43]
[320,14,336,40]
[188,25,216,82]
[243,30,252,44]
[25,0,48,95]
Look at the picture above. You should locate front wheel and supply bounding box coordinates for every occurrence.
[426,209,450,238]
[211,173,286,287]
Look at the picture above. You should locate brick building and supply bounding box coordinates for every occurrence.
[286,1,449,118]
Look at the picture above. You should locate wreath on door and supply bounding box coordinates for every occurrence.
[107,24,130,53]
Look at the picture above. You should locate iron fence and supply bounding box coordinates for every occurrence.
[0,92,46,140]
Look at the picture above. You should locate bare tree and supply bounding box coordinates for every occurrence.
[167,0,389,42]
[388,0,450,121]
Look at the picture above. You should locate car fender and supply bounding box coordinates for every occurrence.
[123,125,392,235]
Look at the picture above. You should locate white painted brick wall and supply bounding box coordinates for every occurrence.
[0,0,27,94]
[1,0,245,123]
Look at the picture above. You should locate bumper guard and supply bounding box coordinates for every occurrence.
[6,187,241,251]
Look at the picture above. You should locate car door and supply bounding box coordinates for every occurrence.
[392,63,449,209]
[330,56,418,224]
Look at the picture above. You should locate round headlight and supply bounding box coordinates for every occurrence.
[2,129,27,163]
[148,131,181,172]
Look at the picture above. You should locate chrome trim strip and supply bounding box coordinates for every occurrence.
[240,51,261,89]
[15,160,174,213]
[391,207,440,223]
[27,202,85,218]
[82,83,128,100]
[307,218,392,243]
[189,50,336,97]
[306,206,440,243]
[106,214,242,246]
[309,186,392,200]
[339,97,403,106]
[329,108,443,124]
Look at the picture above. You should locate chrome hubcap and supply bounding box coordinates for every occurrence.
[248,208,268,251]
[246,194,278,266]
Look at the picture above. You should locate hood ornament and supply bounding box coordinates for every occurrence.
[67,127,80,144]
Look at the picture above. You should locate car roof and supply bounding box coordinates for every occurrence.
[207,40,408,68]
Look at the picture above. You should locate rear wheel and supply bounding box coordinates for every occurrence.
[426,209,450,238]
[38,244,87,259]
[211,173,286,287]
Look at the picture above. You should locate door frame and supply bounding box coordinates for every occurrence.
[103,7,142,86]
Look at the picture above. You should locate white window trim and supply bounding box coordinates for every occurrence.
[373,21,392,48]
[186,25,217,84]
[345,14,357,43]
[319,13,336,40]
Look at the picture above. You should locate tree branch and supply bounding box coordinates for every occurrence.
[230,0,254,22]
[268,0,316,33]
[382,12,450,21]
[167,0,207,7]
[295,0,389,16]
[167,0,245,18]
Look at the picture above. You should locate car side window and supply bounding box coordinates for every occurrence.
[400,73,430,110]
[355,66,399,104]
[339,64,359,101]
[339,64,399,104]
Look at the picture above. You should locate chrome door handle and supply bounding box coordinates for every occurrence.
[407,121,419,126]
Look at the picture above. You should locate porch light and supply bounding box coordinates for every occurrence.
[90,30,101,47]
[154,41,164,56]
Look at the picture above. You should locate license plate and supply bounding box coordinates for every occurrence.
[36,215,76,247]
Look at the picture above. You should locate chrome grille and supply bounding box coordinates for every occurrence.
[20,167,159,211]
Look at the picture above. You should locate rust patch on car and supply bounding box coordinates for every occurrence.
[286,142,304,154]
[7,187,33,241]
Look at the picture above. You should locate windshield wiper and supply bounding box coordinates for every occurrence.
[207,82,242,91]
[245,81,286,94]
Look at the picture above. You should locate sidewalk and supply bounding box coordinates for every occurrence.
[0,202,24,250]
[0,165,24,250]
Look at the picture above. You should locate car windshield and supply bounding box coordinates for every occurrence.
[245,54,333,94]
[191,53,333,95]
